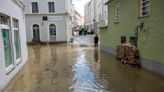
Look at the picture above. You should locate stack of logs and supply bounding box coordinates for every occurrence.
[117,43,140,66]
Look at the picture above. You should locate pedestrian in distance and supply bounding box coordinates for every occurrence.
[94,34,99,47]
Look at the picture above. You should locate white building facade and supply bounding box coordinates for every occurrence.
[96,0,108,27]
[23,0,72,43]
[0,0,28,91]
[84,1,91,33]
[84,0,108,34]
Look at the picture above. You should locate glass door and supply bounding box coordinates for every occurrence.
[33,24,40,42]
[49,24,56,42]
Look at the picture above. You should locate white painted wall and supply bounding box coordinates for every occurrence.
[23,0,66,14]
[66,0,73,42]
[23,0,72,42]
[0,0,28,91]
[25,15,67,42]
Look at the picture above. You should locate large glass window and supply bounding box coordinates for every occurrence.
[48,2,55,13]
[13,19,21,59]
[2,29,13,67]
[0,15,13,67]
[32,2,38,13]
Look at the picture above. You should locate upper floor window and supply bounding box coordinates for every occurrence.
[114,4,120,23]
[139,0,150,17]
[48,2,55,13]
[32,2,38,13]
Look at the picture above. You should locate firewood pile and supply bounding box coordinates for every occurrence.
[117,43,140,66]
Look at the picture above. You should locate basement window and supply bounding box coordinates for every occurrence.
[139,0,150,17]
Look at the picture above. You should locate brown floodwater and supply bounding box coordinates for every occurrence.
[3,44,164,92]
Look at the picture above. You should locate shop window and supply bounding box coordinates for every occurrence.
[13,18,21,59]
[0,14,13,67]
[139,0,150,17]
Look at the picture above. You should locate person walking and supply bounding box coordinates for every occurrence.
[94,34,99,47]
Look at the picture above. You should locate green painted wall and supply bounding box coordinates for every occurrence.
[100,0,164,64]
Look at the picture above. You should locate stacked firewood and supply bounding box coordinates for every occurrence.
[117,43,140,65]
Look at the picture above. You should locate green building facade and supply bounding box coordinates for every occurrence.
[100,0,164,76]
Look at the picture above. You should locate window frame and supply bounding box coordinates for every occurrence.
[0,14,15,72]
[114,4,120,23]
[13,18,22,62]
[139,0,150,17]
[48,2,55,13]
[32,24,40,41]
[31,2,39,13]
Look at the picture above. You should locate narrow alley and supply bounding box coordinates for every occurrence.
[3,36,164,92]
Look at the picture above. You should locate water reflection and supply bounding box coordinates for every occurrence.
[70,47,109,92]
[3,44,164,92]
[94,47,99,62]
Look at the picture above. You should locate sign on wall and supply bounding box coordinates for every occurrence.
[48,16,63,21]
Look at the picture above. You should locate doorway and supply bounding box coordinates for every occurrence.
[33,24,40,42]
[49,24,56,42]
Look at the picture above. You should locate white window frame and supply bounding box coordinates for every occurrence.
[139,0,150,17]
[13,18,22,63]
[114,4,120,23]
[0,14,15,73]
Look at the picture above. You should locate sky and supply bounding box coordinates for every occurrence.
[72,0,91,16]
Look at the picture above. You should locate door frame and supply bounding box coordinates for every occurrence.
[48,24,57,42]
[32,24,40,42]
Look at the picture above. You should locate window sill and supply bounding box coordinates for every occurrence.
[49,12,55,13]
[114,21,120,24]
[99,25,108,29]
[31,12,39,14]
[6,64,16,75]
[138,15,149,19]
[5,58,22,75]
[16,57,22,66]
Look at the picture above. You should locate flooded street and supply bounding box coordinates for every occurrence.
[3,36,164,92]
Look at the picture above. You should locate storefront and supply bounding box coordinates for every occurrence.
[0,0,28,91]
